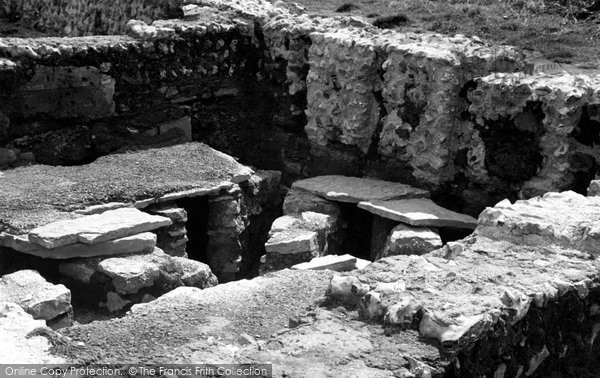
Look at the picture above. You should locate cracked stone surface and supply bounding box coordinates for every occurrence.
[477,191,600,257]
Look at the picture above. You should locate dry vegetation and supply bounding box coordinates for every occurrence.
[1,0,599,66]
[285,0,600,67]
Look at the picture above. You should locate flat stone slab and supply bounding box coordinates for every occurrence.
[0,270,71,321]
[478,191,600,257]
[27,208,171,249]
[0,142,250,234]
[0,232,157,259]
[358,198,478,229]
[292,254,357,271]
[292,175,429,203]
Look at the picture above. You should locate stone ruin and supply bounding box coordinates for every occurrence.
[1,0,600,376]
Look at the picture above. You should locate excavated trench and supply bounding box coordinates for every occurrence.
[2,1,600,375]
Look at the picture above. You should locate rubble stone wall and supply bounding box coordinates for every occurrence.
[0,0,183,36]
[0,11,258,167]
[2,0,600,216]
[326,191,600,376]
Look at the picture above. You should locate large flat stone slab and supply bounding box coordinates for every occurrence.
[0,270,71,321]
[358,198,477,229]
[292,254,357,271]
[0,232,157,259]
[292,175,429,203]
[0,143,250,234]
[27,208,171,249]
[478,191,600,257]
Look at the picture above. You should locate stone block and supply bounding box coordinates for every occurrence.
[293,175,428,203]
[380,224,443,259]
[291,254,357,271]
[265,230,318,255]
[1,232,157,259]
[27,208,172,249]
[98,248,173,295]
[172,257,218,288]
[0,270,71,321]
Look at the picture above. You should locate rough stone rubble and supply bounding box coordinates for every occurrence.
[326,190,600,376]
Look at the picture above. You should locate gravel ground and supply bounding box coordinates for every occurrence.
[0,143,247,234]
[50,268,443,376]
[54,269,334,363]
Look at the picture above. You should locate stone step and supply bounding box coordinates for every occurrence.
[27,208,172,249]
[358,198,478,229]
[292,175,429,203]
[0,232,157,259]
[0,270,71,322]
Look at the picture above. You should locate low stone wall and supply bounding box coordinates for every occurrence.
[0,0,183,36]
[326,191,600,376]
[0,7,257,167]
